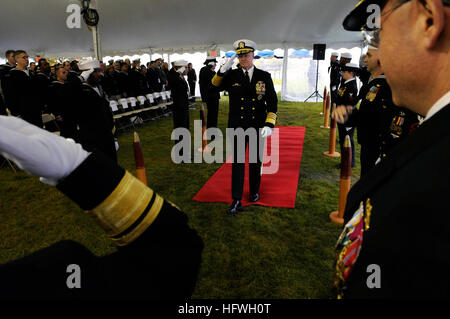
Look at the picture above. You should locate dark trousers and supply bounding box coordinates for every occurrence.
[337,123,356,167]
[231,131,264,200]
[360,143,380,177]
[206,99,219,141]
[188,82,196,100]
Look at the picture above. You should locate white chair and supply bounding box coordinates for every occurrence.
[127,97,137,108]
[119,98,129,112]
[160,91,167,102]
[110,100,119,112]
[146,93,155,104]
[137,96,146,106]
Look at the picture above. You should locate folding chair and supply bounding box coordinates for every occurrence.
[127,97,145,125]
[0,156,17,173]
[111,100,127,133]
[116,98,135,131]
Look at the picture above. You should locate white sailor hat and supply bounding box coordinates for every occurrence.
[341,63,360,73]
[78,59,100,71]
[331,52,340,57]
[173,60,189,67]
[341,52,353,59]
[233,39,256,55]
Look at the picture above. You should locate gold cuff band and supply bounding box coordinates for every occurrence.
[212,74,223,87]
[265,112,277,126]
[87,171,163,246]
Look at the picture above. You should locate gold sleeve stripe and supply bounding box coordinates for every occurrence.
[265,112,277,125]
[211,74,223,87]
[113,193,164,246]
[87,171,163,246]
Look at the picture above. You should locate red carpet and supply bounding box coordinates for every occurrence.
[193,126,305,208]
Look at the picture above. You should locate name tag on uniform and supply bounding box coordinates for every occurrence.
[256,81,266,95]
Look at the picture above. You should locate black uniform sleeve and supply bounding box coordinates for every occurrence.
[263,73,278,128]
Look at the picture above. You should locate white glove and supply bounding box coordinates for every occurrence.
[0,116,89,186]
[261,126,272,138]
[219,54,237,74]
[80,69,94,81]
[114,138,119,151]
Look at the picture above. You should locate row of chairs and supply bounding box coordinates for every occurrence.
[109,91,173,133]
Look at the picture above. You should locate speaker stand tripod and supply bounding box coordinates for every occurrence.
[304,60,323,103]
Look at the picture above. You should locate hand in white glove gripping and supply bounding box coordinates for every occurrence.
[260,126,273,138]
[219,54,237,74]
[0,116,89,186]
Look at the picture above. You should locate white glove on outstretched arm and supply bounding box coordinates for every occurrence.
[261,126,272,138]
[0,116,89,186]
[219,54,237,74]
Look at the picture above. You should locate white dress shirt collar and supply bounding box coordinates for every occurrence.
[424,91,450,122]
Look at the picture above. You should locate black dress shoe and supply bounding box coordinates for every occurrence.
[227,200,243,215]
[249,193,259,202]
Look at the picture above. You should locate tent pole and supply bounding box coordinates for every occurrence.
[281,44,289,102]
[91,0,102,60]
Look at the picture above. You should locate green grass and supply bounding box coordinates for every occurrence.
[0,98,361,299]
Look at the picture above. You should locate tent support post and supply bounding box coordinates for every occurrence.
[91,0,102,60]
[92,26,102,60]
[281,44,289,102]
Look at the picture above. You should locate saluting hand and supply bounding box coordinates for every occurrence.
[219,54,237,74]
[0,116,89,186]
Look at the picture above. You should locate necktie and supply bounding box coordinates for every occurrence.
[245,71,250,84]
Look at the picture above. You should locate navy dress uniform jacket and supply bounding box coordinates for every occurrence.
[5,69,43,127]
[212,67,278,129]
[335,103,450,298]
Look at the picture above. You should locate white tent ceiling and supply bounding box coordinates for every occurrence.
[0,0,363,57]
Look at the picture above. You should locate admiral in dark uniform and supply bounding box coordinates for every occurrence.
[199,56,220,132]
[335,63,359,168]
[334,0,450,299]
[0,116,203,299]
[212,39,278,214]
